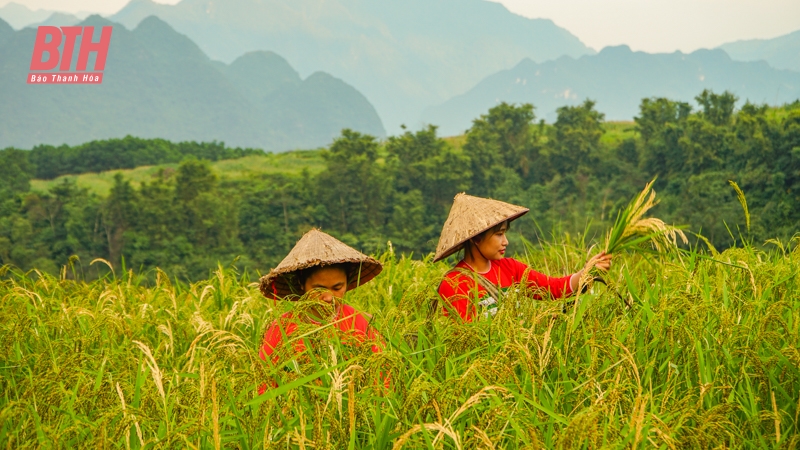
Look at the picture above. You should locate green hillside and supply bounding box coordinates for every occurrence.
[29,151,326,196]
[25,123,636,197]
[2,93,798,280]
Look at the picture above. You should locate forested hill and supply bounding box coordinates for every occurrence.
[1,91,798,280]
[0,15,384,150]
[423,45,800,136]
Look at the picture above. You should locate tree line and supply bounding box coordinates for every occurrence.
[0,90,798,280]
[1,136,262,180]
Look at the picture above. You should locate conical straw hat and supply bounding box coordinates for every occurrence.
[259,229,383,300]
[433,193,529,262]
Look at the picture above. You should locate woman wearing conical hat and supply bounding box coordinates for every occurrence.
[258,229,385,379]
[435,193,611,322]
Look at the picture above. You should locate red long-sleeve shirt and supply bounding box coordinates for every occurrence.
[437,258,575,322]
[259,304,385,393]
[260,304,382,361]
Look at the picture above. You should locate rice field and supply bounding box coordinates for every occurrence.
[0,235,798,448]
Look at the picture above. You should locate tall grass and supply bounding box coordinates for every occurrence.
[0,234,798,448]
[604,179,687,255]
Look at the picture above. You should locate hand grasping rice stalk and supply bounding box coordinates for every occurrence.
[579,179,688,299]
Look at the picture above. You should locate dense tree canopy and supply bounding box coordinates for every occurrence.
[0,91,798,279]
[24,136,262,179]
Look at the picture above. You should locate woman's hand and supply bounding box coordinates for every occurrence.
[570,252,612,292]
[583,252,612,273]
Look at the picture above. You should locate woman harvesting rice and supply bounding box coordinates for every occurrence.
[258,229,385,390]
[435,193,611,322]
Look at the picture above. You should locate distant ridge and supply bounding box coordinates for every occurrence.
[0,2,53,29]
[422,45,800,136]
[30,12,81,28]
[109,0,595,133]
[0,15,385,150]
[719,29,800,73]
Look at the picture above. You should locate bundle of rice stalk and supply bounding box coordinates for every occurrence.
[605,179,687,255]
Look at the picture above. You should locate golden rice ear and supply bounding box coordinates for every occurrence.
[605,179,686,255]
[728,180,750,232]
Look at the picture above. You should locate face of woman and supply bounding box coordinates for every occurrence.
[302,266,348,304]
[474,222,509,261]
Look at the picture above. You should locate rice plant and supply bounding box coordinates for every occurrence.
[0,233,798,448]
[604,179,688,255]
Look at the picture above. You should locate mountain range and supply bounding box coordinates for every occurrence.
[0,2,87,29]
[2,0,800,145]
[0,2,55,28]
[33,12,81,27]
[0,15,384,150]
[720,30,800,73]
[422,45,800,136]
[107,0,595,133]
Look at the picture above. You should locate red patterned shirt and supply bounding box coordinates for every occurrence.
[437,258,575,322]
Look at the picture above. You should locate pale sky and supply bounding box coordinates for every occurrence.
[494,0,800,52]
[4,0,800,53]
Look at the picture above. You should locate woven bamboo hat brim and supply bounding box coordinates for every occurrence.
[433,193,529,262]
[259,229,383,300]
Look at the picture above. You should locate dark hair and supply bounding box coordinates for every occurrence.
[296,263,351,290]
[463,220,511,254]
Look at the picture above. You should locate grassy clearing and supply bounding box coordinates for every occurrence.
[442,135,467,151]
[600,121,637,147]
[0,233,798,448]
[29,151,326,196]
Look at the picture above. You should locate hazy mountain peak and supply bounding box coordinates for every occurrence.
[223,50,302,100]
[109,0,594,132]
[688,48,732,63]
[31,12,81,28]
[135,14,179,33]
[513,57,537,70]
[80,14,117,28]
[1,2,33,13]
[132,15,210,63]
[598,45,633,55]
[128,0,160,7]
[229,51,300,82]
[0,1,53,29]
[0,16,384,151]
[718,29,800,72]
[423,48,800,135]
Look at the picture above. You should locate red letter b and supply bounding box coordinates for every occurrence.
[30,26,62,71]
